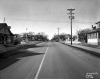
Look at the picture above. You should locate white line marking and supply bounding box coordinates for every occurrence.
[26,57,41,79]
[34,42,50,79]
[26,47,43,79]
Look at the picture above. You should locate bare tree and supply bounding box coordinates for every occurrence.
[77,28,91,42]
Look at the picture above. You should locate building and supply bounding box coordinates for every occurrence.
[0,23,14,45]
[87,21,100,45]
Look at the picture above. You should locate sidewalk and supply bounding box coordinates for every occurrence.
[72,44,100,53]
[62,41,100,58]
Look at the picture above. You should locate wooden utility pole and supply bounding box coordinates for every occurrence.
[58,28,59,36]
[26,28,28,42]
[3,17,5,23]
[67,9,75,45]
[58,28,60,41]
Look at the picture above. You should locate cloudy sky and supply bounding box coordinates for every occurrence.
[0,0,100,39]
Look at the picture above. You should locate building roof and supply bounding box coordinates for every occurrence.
[87,28,100,34]
[0,23,13,35]
[0,23,7,30]
[95,21,100,24]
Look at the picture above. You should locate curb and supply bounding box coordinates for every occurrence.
[62,43,100,58]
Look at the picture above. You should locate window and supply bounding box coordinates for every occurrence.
[87,34,90,39]
[93,33,94,38]
[96,33,97,38]
[89,33,98,39]
[88,34,91,39]
[90,34,91,39]
[91,33,93,39]
[99,32,100,38]
[93,33,96,38]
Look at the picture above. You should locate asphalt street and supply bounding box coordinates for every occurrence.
[0,42,100,79]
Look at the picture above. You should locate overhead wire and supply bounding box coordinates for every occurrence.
[66,0,76,31]
[69,0,94,26]
[1,17,95,24]
[75,0,91,17]
[2,12,67,16]
[74,0,83,9]
[73,20,96,24]
[0,17,70,23]
[0,0,93,24]
[73,22,81,29]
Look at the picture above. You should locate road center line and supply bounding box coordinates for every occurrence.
[34,42,50,79]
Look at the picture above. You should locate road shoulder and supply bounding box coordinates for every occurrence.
[61,42,100,58]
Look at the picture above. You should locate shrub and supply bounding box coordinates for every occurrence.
[13,38,21,45]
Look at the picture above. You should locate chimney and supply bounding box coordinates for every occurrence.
[92,25,96,30]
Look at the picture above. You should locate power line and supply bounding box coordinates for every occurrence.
[1,12,67,16]
[75,13,97,15]
[19,0,83,2]
[74,20,96,24]
[73,23,81,29]
[1,17,69,23]
[75,0,91,17]
[69,1,75,9]
[61,23,70,29]
[74,0,83,9]
[68,0,83,10]
[0,17,96,24]
[69,0,82,9]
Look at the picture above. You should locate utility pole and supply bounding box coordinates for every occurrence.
[26,28,28,42]
[67,9,75,45]
[58,28,59,42]
[58,28,59,36]
[3,17,5,23]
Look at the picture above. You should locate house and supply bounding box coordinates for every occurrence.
[87,21,100,45]
[0,23,14,45]
[65,34,71,41]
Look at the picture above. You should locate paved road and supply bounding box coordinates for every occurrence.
[0,42,100,79]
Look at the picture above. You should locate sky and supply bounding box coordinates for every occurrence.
[0,0,100,39]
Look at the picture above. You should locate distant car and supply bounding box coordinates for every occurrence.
[55,40,59,42]
[51,40,54,42]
